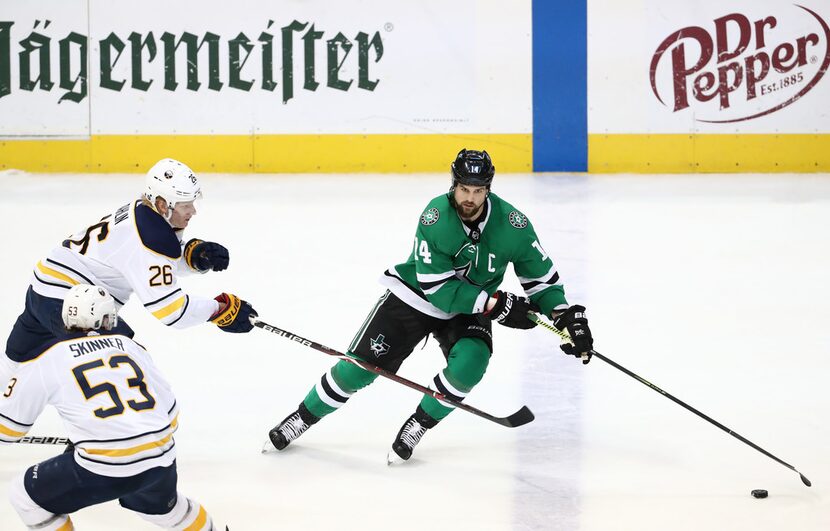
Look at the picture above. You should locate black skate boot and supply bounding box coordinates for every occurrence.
[262,404,319,453]
[387,407,439,465]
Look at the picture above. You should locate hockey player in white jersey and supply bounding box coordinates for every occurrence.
[3,158,257,376]
[1,284,218,530]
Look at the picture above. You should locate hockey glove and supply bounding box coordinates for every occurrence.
[184,239,230,272]
[552,305,593,364]
[483,291,539,330]
[210,293,257,333]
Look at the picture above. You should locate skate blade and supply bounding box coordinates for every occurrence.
[261,438,278,454]
[386,450,407,466]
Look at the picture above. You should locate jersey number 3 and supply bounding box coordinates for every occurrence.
[72,355,157,418]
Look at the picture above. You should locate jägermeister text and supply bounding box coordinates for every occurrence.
[0,19,384,104]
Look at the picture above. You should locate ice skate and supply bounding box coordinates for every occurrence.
[262,406,317,453]
[386,414,430,465]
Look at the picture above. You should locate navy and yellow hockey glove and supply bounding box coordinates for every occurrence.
[484,290,539,330]
[185,239,229,272]
[210,293,257,333]
[552,305,593,364]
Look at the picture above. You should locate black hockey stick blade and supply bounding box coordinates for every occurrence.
[440,399,534,428]
[502,405,535,427]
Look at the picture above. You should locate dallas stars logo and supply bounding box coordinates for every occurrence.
[509,211,528,229]
[369,334,390,357]
[420,208,440,226]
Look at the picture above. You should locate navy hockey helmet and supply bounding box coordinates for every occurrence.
[451,149,495,189]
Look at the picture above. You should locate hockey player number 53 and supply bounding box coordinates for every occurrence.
[72,355,157,418]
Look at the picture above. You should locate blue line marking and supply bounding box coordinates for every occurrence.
[532,0,588,172]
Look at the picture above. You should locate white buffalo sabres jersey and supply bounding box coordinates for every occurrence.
[31,199,218,329]
[0,332,179,478]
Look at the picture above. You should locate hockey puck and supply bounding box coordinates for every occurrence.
[751,489,768,499]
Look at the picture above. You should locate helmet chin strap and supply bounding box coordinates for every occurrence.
[152,196,191,231]
[102,314,118,331]
[151,196,176,226]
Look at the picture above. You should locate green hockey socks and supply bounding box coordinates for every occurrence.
[302,358,378,418]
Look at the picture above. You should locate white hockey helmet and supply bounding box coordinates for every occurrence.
[144,158,202,214]
[61,284,118,331]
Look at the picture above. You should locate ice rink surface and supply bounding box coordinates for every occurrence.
[1,171,828,530]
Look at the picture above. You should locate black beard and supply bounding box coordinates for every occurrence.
[455,202,483,220]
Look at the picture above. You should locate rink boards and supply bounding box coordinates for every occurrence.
[0,0,829,172]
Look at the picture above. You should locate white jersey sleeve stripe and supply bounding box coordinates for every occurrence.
[0,423,27,439]
[525,283,560,297]
[519,264,563,296]
[472,291,489,314]
[32,271,71,291]
[36,261,80,286]
[421,282,448,295]
[143,288,182,308]
[0,411,33,427]
[151,296,186,320]
[166,297,190,327]
[416,271,456,282]
[517,265,558,285]
[0,411,32,438]
[46,258,95,285]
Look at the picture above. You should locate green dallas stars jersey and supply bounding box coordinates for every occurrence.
[380,192,568,320]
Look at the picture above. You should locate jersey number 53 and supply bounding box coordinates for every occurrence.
[72,355,156,419]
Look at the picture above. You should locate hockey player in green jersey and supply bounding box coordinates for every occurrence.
[263,149,594,463]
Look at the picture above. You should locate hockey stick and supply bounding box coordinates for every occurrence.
[13,436,70,445]
[252,319,534,428]
[529,312,812,487]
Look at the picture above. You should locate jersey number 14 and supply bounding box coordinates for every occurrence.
[413,237,432,264]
